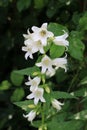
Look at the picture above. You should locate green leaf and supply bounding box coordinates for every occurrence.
[50,44,65,58]
[32,120,42,128]
[14,66,40,76]
[34,0,45,9]
[17,0,31,12]
[70,110,87,120]
[79,76,87,86]
[68,37,85,60]
[79,12,87,31]
[52,91,77,99]
[71,88,87,97]
[55,69,68,83]
[10,71,24,86]
[48,23,68,36]
[48,120,84,130]
[0,80,11,91]
[14,100,33,111]
[11,88,25,102]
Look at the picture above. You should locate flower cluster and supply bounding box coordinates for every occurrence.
[22,23,69,123]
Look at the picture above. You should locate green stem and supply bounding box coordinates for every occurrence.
[41,105,45,128]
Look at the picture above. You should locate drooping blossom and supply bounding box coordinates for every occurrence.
[53,31,69,49]
[51,99,64,111]
[36,55,55,76]
[27,87,46,105]
[23,110,36,122]
[53,55,67,72]
[32,23,54,46]
[25,76,41,92]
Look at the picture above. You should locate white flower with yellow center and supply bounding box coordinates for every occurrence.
[27,87,46,105]
[53,56,67,72]
[22,38,45,58]
[32,23,54,46]
[23,110,36,122]
[22,46,33,59]
[25,76,41,92]
[51,99,64,111]
[53,31,69,49]
[34,40,45,54]
[22,39,39,59]
[36,55,55,76]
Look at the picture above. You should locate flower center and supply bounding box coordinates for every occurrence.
[31,80,37,86]
[43,59,50,66]
[36,40,42,47]
[35,90,42,98]
[27,47,32,51]
[40,30,46,36]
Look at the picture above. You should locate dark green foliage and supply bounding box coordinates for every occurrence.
[0,0,87,130]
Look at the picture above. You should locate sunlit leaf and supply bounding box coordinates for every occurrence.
[10,71,24,86]
[0,80,11,91]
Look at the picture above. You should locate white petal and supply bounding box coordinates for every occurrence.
[41,23,47,29]
[40,97,46,103]
[47,31,54,37]
[36,62,42,67]
[22,46,27,52]
[34,77,41,84]
[42,66,46,73]
[32,26,40,32]
[26,93,34,99]
[25,81,30,86]
[30,86,37,92]
[39,48,45,54]
[41,37,47,46]
[25,52,30,60]
[34,98,39,105]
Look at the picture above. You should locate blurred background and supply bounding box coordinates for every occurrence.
[0,0,87,130]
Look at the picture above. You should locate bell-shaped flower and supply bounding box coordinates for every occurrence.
[53,31,69,49]
[22,46,33,59]
[22,39,38,60]
[23,110,36,122]
[32,23,54,46]
[27,87,46,105]
[53,56,67,72]
[25,76,41,92]
[51,99,64,111]
[36,55,55,76]
[34,40,45,54]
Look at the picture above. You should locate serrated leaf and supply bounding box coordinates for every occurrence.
[11,88,25,102]
[48,23,68,36]
[17,0,31,12]
[50,44,65,58]
[10,71,24,86]
[14,66,40,76]
[14,100,33,111]
[52,91,77,99]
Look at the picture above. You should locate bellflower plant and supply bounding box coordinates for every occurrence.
[15,22,70,130]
